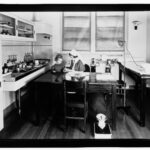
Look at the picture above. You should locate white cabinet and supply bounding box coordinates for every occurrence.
[0,12,36,41]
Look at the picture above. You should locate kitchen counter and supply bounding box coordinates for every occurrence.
[2,64,49,91]
[3,64,48,82]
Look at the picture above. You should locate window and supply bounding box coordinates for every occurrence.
[96,12,124,51]
[62,12,91,51]
[62,11,125,52]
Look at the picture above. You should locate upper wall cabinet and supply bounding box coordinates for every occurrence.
[0,12,36,41]
[17,21,34,38]
[0,13,16,37]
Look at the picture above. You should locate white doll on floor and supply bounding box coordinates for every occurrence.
[96,113,107,129]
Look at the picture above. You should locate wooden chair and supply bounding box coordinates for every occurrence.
[116,80,126,98]
[116,80,130,114]
[63,80,88,132]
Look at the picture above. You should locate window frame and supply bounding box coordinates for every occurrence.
[95,11,125,52]
[62,11,125,52]
[62,12,91,52]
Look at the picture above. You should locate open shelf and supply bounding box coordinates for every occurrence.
[17,28,32,33]
[0,24,13,29]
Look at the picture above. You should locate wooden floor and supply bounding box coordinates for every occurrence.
[1,90,150,139]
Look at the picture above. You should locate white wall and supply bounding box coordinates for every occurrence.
[124,12,147,87]
[33,34,52,60]
[11,12,33,22]
[146,11,150,63]
[0,40,4,131]
[3,91,15,109]
[127,11,147,62]
[36,12,62,62]
[2,41,32,65]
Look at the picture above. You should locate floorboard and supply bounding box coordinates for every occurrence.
[1,90,150,139]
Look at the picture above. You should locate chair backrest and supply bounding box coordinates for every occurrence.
[64,80,87,104]
[64,80,86,94]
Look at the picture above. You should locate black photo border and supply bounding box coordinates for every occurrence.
[0,3,150,147]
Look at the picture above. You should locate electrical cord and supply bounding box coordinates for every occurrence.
[124,42,145,71]
[118,40,145,71]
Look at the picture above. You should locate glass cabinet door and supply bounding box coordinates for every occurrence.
[0,14,16,36]
[17,21,34,38]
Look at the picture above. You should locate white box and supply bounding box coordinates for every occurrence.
[94,123,112,139]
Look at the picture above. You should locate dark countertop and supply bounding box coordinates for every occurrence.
[34,71,65,84]
[34,71,117,86]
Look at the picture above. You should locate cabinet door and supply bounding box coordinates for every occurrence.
[17,21,34,38]
[0,13,16,36]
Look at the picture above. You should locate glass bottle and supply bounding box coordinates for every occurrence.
[90,58,96,72]
[105,60,111,73]
[2,63,8,74]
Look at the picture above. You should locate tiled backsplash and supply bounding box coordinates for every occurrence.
[2,41,32,65]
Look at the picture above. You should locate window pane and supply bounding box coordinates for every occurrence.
[96,11,124,51]
[63,12,91,51]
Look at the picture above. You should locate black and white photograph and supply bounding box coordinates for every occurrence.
[0,2,150,147]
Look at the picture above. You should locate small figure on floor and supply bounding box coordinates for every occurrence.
[96,113,107,129]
